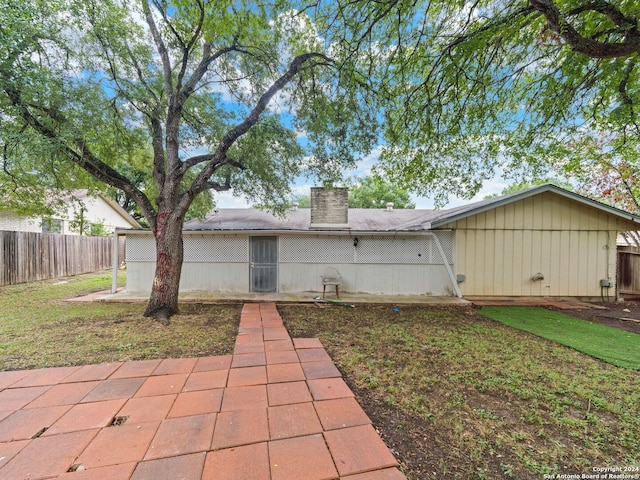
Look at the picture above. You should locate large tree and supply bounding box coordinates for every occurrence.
[347,176,415,208]
[290,176,415,208]
[334,0,640,206]
[0,0,377,323]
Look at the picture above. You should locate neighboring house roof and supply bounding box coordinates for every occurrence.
[171,184,640,234]
[73,191,141,229]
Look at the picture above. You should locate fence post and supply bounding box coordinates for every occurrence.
[111,231,120,294]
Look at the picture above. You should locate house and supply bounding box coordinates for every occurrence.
[0,191,140,235]
[122,185,640,299]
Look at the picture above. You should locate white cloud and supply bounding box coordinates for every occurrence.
[213,190,252,208]
[347,146,384,177]
[290,184,312,197]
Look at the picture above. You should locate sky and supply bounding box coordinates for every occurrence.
[214,178,507,209]
[213,148,510,210]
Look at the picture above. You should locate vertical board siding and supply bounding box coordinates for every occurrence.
[0,231,124,286]
[455,228,613,296]
[446,192,631,297]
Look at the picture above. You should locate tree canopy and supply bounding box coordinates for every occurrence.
[290,176,415,209]
[334,0,640,205]
[0,0,380,322]
[3,0,640,321]
[347,176,415,208]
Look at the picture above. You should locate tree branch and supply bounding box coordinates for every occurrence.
[3,84,158,228]
[175,0,206,97]
[142,0,173,98]
[180,154,245,174]
[185,52,333,203]
[530,0,640,58]
[566,1,637,29]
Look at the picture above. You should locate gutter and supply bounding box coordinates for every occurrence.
[124,228,447,237]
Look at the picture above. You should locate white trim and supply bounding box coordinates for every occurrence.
[430,184,640,228]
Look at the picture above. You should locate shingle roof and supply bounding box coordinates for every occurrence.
[178,184,640,233]
[183,208,437,232]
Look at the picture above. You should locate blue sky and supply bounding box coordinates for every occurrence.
[213,149,510,210]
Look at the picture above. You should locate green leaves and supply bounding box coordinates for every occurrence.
[347,176,415,209]
[328,0,640,202]
[0,0,380,223]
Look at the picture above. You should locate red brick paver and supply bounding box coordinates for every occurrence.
[0,303,407,479]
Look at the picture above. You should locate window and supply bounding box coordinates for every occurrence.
[42,218,63,234]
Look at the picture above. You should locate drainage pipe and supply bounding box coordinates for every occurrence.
[424,232,463,298]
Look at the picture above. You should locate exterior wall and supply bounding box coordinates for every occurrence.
[66,196,137,233]
[278,234,454,295]
[125,231,455,295]
[0,211,41,233]
[441,192,635,297]
[1,196,135,235]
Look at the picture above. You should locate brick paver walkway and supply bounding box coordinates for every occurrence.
[0,303,407,479]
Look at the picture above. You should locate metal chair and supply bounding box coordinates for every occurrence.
[321,267,342,298]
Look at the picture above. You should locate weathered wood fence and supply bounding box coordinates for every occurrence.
[0,231,125,286]
[617,246,640,297]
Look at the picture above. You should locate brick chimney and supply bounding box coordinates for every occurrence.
[310,187,348,229]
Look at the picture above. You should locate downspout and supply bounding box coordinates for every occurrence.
[111,230,120,294]
[424,231,463,298]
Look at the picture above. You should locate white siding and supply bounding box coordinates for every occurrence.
[125,231,456,295]
[1,195,136,235]
[0,212,41,233]
[67,196,136,233]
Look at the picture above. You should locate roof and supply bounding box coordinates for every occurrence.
[425,184,640,228]
[147,184,640,234]
[183,208,435,232]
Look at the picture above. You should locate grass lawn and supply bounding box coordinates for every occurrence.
[2,274,639,479]
[279,305,640,480]
[479,306,640,370]
[0,271,239,370]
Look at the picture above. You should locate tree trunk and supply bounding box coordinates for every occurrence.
[143,212,184,325]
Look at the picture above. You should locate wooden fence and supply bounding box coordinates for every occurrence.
[617,246,640,297]
[0,231,125,286]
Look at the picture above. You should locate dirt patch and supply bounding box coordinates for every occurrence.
[551,300,640,335]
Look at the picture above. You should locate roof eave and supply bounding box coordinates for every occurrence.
[430,184,640,228]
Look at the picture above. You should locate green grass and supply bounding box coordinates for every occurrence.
[0,271,240,370]
[280,305,640,479]
[479,306,640,370]
[3,276,639,479]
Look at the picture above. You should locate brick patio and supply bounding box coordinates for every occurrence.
[0,303,407,480]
